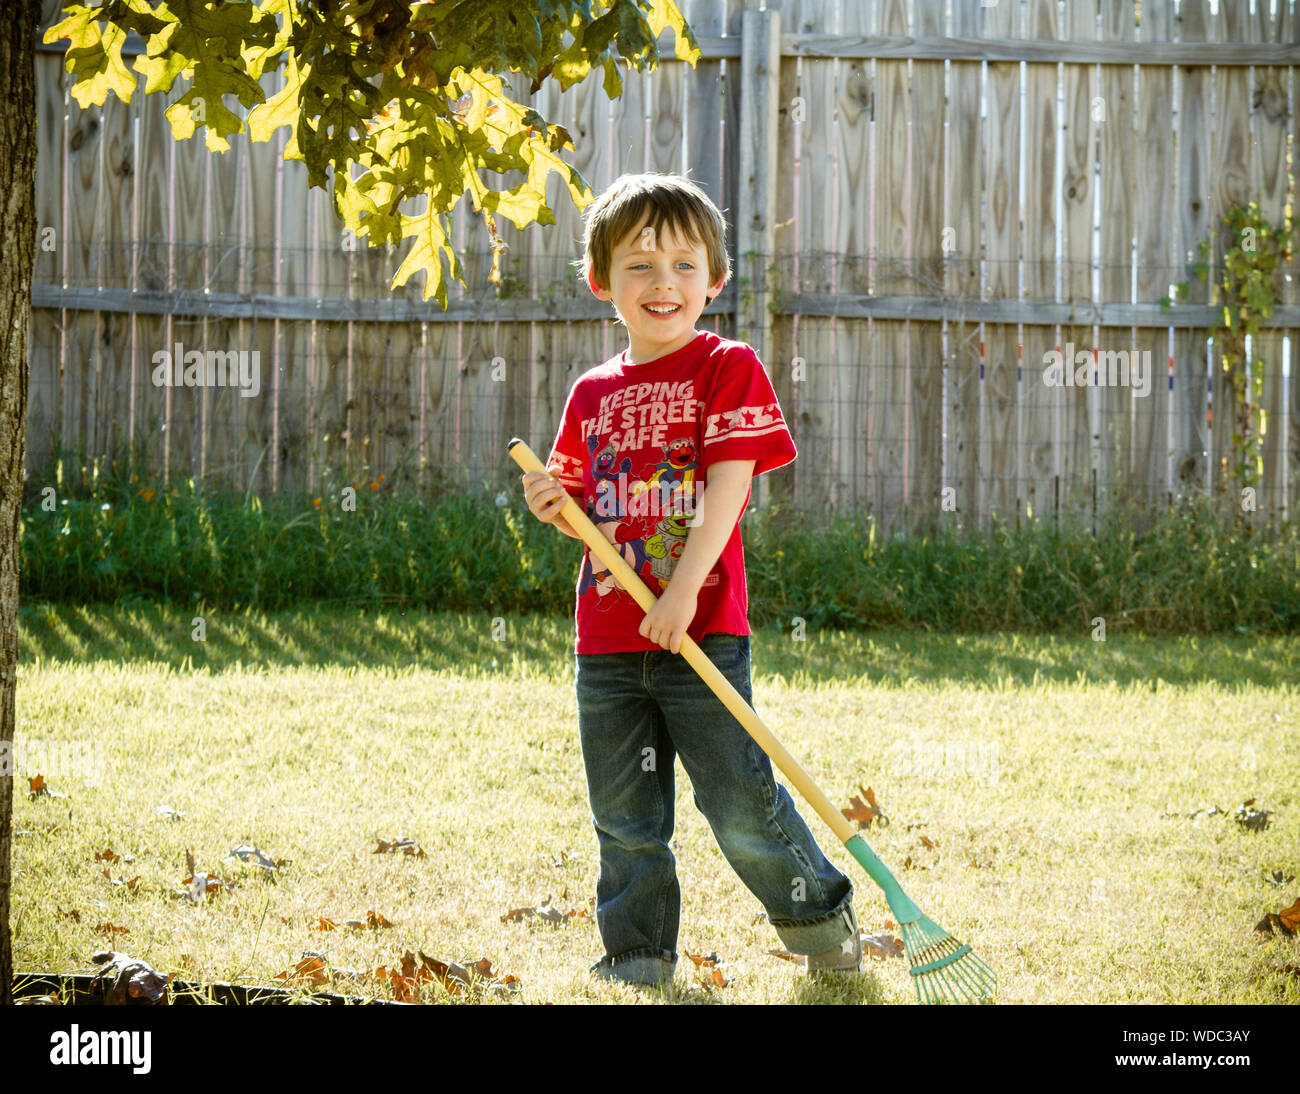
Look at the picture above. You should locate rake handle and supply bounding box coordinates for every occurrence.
[508,438,920,920]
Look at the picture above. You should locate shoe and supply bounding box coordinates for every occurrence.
[805,907,862,975]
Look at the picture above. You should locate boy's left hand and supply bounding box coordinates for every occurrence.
[639,581,698,654]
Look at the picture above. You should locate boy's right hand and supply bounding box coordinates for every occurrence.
[521,470,572,524]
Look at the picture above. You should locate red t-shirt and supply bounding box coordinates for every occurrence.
[545,330,797,654]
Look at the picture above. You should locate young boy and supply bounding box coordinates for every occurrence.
[521,172,858,988]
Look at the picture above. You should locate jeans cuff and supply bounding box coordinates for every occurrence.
[589,948,678,986]
[768,890,858,955]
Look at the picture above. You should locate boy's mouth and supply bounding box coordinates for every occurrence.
[642,302,681,317]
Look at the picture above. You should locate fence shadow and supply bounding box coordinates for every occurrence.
[16,604,1298,691]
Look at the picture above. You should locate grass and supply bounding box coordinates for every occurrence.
[11,605,1300,1004]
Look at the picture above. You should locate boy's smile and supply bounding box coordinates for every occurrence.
[587,220,725,365]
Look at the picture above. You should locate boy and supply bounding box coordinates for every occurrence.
[521,173,858,988]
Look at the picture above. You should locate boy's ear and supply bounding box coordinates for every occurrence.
[587,270,608,298]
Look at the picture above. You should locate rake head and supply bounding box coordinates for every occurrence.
[900,913,997,1005]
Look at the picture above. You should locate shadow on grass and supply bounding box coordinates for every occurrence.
[16,603,1299,690]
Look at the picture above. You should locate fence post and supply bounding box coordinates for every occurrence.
[735,0,781,511]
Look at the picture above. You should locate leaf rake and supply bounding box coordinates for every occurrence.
[508,439,996,1004]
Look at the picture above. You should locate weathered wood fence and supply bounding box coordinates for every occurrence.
[29,0,1300,533]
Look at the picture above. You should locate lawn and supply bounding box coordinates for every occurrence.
[10,604,1299,1004]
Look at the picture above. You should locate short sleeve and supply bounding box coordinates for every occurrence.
[545,383,586,501]
[700,345,797,477]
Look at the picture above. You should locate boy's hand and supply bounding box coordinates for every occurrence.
[639,581,698,654]
[521,470,581,538]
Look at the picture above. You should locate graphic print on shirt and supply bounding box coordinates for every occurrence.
[579,433,650,602]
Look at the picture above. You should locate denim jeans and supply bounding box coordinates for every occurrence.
[575,631,856,986]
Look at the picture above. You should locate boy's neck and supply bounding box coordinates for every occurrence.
[624,327,703,365]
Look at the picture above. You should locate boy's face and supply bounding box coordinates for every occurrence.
[587,219,725,364]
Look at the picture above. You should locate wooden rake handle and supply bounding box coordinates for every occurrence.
[508,437,857,846]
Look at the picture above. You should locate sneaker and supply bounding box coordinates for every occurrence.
[805,907,862,975]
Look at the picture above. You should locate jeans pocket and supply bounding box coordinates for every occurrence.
[702,632,750,698]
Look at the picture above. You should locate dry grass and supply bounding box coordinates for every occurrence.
[11,605,1300,1004]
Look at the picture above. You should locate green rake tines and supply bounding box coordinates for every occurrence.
[845,835,996,1004]
[509,438,997,1004]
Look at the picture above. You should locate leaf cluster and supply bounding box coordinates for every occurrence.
[44,0,700,306]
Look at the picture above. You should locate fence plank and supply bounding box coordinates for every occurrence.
[981,0,1020,527]
[946,0,982,533]
[1022,0,1060,528]
[907,0,944,534]
[1172,0,1211,505]
[1131,7,1175,519]
[1211,2,1251,504]
[1097,1,1136,522]
[1060,1,1098,529]
[28,51,64,480]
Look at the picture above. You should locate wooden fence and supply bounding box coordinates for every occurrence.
[28,0,1300,533]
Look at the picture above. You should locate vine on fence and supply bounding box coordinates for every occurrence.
[1166,202,1294,506]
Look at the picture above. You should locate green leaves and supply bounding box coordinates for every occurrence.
[43,0,700,304]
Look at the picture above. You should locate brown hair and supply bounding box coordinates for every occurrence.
[577,172,731,293]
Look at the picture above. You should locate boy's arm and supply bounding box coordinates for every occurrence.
[638,459,754,652]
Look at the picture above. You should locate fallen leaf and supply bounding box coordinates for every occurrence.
[226,844,283,877]
[311,917,337,931]
[1254,896,1300,936]
[28,774,67,800]
[274,953,330,989]
[684,950,722,968]
[1234,802,1273,832]
[94,847,121,864]
[94,922,130,936]
[920,835,938,850]
[841,784,889,829]
[500,897,587,926]
[101,868,141,890]
[1265,870,1296,887]
[861,931,905,960]
[57,906,81,922]
[89,951,169,1005]
[767,948,799,962]
[373,836,426,857]
[15,992,60,1005]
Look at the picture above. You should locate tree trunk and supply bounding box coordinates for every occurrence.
[0,0,39,1007]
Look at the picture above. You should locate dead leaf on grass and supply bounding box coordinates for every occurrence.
[274,953,331,989]
[101,868,141,890]
[861,930,905,960]
[1253,896,1300,937]
[28,774,68,800]
[89,950,171,1004]
[841,785,889,829]
[500,896,589,926]
[94,922,130,936]
[373,836,426,857]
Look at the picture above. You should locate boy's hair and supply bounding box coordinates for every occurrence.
[578,172,731,293]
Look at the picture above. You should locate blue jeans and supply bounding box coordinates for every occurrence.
[575,631,856,985]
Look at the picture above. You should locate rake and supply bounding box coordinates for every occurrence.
[508,439,996,1004]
